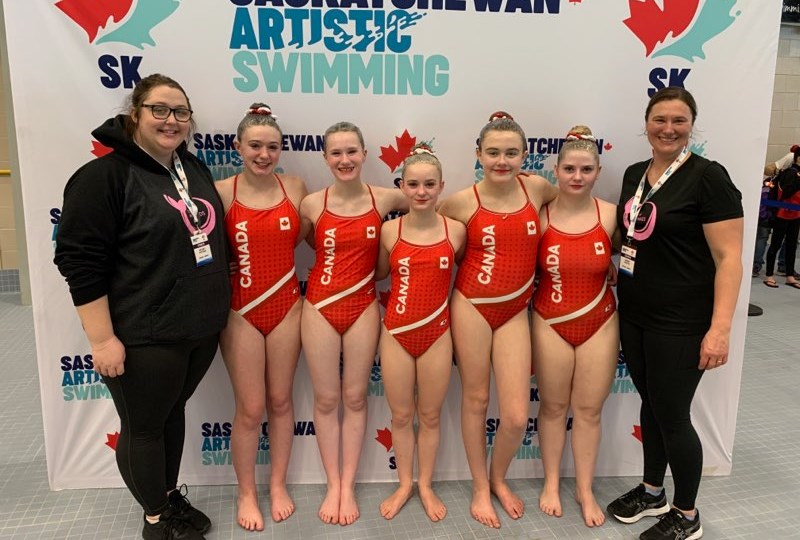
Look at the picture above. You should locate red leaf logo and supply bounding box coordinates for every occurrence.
[91,140,114,158]
[604,142,613,151]
[379,130,417,172]
[632,425,642,442]
[105,431,120,451]
[375,427,393,452]
[56,0,133,43]
[623,0,698,56]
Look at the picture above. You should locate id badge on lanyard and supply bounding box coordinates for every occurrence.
[621,147,690,277]
[171,155,214,267]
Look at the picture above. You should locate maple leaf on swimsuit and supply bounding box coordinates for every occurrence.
[379,130,417,172]
[623,0,698,55]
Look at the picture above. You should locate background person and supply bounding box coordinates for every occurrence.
[54,74,231,540]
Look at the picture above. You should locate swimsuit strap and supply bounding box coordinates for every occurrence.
[472,183,482,206]
[442,215,450,240]
[232,174,240,202]
[517,175,533,203]
[397,215,404,239]
[275,173,289,199]
[366,184,378,211]
[545,202,551,222]
[322,187,330,210]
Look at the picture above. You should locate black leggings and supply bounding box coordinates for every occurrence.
[620,319,705,510]
[103,334,218,515]
[766,217,800,277]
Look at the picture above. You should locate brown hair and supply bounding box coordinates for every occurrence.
[645,87,697,123]
[123,74,194,138]
[477,111,527,151]
[237,103,282,140]
[323,121,365,151]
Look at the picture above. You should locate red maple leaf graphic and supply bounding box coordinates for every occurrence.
[375,427,393,452]
[105,431,120,451]
[91,140,114,158]
[56,0,133,43]
[632,425,642,442]
[379,130,417,172]
[604,142,613,151]
[623,0,699,56]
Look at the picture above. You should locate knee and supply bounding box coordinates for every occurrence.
[417,408,441,431]
[500,410,528,436]
[390,409,415,431]
[538,399,569,421]
[342,387,367,413]
[235,401,267,430]
[462,390,490,416]
[266,392,292,418]
[314,392,340,416]
[571,403,603,425]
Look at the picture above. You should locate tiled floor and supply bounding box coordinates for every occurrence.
[0,277,797,539]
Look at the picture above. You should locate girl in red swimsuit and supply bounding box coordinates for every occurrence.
[440,112,558,529]
[299,122,408,526]
[531,126,620,528]
[375,144,466,522]
[216,104,311,531]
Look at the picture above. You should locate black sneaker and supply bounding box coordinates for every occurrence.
[168,485,211,534]
[639,508,703,540]
[607,484,670,523]
[142,507,206,540]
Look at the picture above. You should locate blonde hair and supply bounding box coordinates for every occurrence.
[402,143,442,179]
[557,125,599,164]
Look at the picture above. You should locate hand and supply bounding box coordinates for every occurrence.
[607,262,618,287]
[698,327,729,370]
[92,335,126,378]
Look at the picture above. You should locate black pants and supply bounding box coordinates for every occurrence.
[103,334,218,515]
[620,319,705,510]
[766,217,800,277]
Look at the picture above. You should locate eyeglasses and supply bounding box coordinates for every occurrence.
[142,104,193,122]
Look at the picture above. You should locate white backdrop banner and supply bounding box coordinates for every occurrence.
[1,0,780,489]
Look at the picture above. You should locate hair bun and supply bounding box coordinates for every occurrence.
[248,104,274,118]
[489,111,513,123]
[565,125,596,142]
[409,142,435,157]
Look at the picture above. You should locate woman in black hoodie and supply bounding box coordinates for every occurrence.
[54,74,230,540]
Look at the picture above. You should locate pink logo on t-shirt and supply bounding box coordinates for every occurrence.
[623,198,656,241]
[163,195,216,235]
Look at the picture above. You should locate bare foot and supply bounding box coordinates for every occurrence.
[470,488,500,528]
[491,480,524,520]
[339,485,360,526]
[379,485,413,520]
[318,485,340,525]
[270,485,295,523]
[539,482,562,517]
[237,492,264,532]
[576,491,605,527]
[419,485,447,522]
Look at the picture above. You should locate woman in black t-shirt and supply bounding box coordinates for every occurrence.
[606,87,743,540]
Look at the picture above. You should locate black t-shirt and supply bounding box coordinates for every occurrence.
[616,154,743,334]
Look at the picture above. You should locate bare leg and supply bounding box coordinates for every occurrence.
[450,292,498,528]
[488,310,531,521]
[415,330,453,522]
[378,327,416,520]
[339,302,380,526]
[572,314,618,527]
[301,302,344,525]
[264,300,302,522]
[531,312,576,519]
[220,311,267,532]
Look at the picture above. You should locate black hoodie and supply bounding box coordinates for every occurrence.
[54,115,231,345]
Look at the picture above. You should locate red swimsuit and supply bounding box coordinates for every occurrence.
[533,199,616,346]
[383,216,455,358]
[226,174,300,335]
[306,186,382,334]
[454,177,540,330]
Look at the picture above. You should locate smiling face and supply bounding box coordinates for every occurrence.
[130,85,190,164]
[554,149,600,196]
[401,162,443,211]
[236,125,282,178]
[477,130,527,183]
[646,99,693,161]
[323,131,366,182]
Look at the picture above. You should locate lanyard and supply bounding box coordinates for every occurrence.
[625,147,690,241]
[169,154,201,232]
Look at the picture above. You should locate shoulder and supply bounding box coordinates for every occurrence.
[439,186,476,221]
[65,154,128,196]
[596,198,618,232]
[370,184,402,202]
[624,159,650,178]
[299,188,325,218]
[444,215,467,242]
[215,176,235,210]
[279,173,309,202]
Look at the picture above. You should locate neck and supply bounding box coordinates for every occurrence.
[481,175,518,196]
[405,207,439,227]
[134,134,173,169]
[652,147,685,169]
[240,169,277,190]
[332,178,364,196]
[552,192,594,213]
